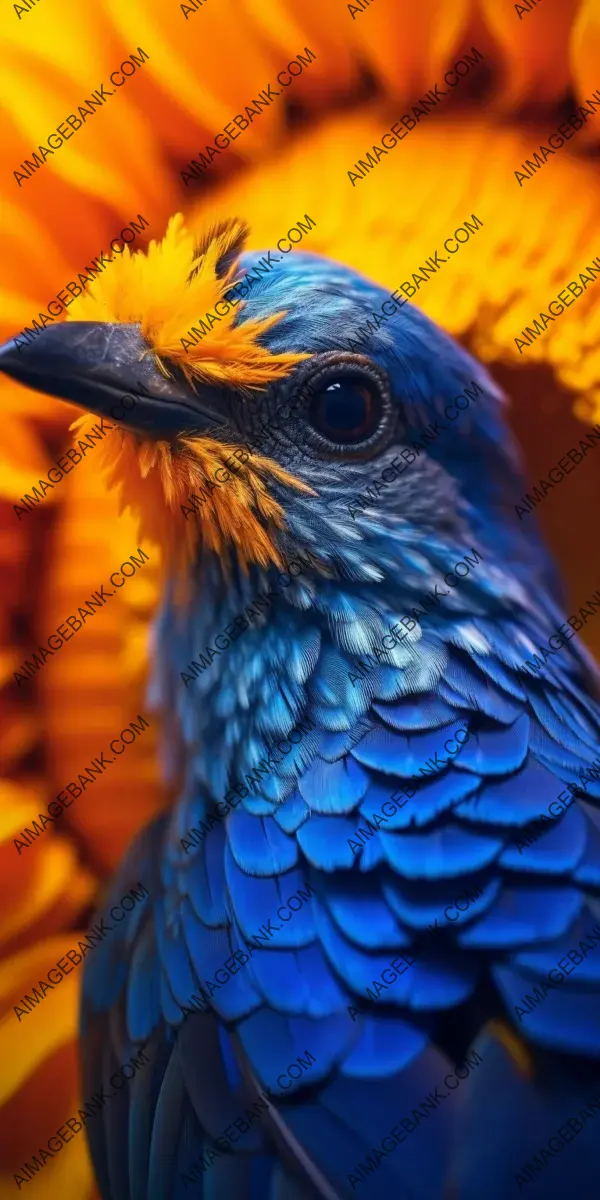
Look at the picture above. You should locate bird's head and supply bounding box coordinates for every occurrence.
[0,215,557,604]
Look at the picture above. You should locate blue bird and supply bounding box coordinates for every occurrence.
[2,215,600,1200]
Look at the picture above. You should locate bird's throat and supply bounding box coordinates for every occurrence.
[70,412,315,587]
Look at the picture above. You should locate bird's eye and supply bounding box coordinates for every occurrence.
[292,353,394,458]
[308,378,380,445]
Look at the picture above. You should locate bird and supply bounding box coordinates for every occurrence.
[1,212,600,1200]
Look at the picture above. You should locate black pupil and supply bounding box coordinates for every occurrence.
[309,379,376,444]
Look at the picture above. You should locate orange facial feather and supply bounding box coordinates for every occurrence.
[70,415,316,589]
[66,217,315,583]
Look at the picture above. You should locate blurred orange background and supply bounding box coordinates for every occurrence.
[1,0,600,1194]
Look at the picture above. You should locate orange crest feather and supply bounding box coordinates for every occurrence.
[64,213,310,389]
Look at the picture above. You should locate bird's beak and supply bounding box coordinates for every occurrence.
[0,321,228,437]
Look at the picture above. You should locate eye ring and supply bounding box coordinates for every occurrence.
[292,353,395,460]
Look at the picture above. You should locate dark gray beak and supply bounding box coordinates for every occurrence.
[0,322,228,437]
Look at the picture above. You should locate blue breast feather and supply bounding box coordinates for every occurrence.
[81,579,600,1199]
